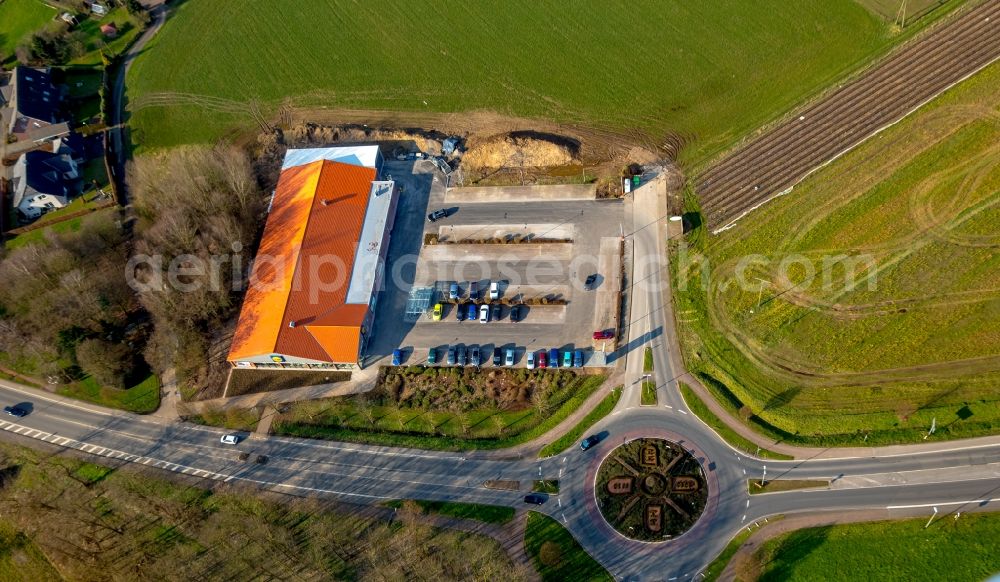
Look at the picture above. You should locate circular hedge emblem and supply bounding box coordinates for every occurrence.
[595,438,707,541]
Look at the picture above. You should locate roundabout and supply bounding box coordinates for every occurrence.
[594,438,708,542]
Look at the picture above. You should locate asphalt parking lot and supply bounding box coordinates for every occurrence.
[367,160,624,368]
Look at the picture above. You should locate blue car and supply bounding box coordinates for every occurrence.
[467,302,477,321]
[392,349,402,366]
[548,348,559,366]
[581,435,600,451]
[574,350,583,368]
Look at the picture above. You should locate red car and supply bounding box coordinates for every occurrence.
[593,330,615,340]
[538,350,548,368]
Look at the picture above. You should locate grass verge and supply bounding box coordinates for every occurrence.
[643,347,653,373]
[272,374,607,451]
[538,385,622,457]
[640,381,657,406]
[532,480,559,494]
[701,526,756,582]
[748,480,829,495]
[680,383,792,460]
[747,513,1000,581]
[384,499,515,525]
[56,372,160,414]
[524,512,611,582]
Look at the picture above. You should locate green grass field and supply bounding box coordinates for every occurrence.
[748,513,1000,581]
[673,61,1000,445]
[524,512,611,582]
[128,0,905,165]
[0,0,54,64]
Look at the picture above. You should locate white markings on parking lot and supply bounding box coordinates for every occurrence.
[561,513,568,524]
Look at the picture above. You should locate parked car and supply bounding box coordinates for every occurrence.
[593,330,615,340]
[493,347,502,366]
[538,351,547,369]
[457,346,467,366]
[580,435,600,451]
[469,281,479,299]
[523,493,546,505]
[3,405,28,418]
[584,273,598,290]
[456,302,466,321]
[220,434,240,445]
[563,350,573,368]
[489,281,500,300]
[432,303,442,321]
[467,302,477,321]
[479,304,490,323]
[470,345,480,367]
[427,208,448,222]
[526,351,536,369]
[574,350,584,368]
[428,347,438,365]
[548,348,559,365]
[449,282,459,300]
[491,303,501,321]
[447,346,457,365]
[391,349,402,366]
[510,304,521,322]
[505,348,515,366]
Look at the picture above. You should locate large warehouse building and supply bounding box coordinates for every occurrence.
[227,145,396,370]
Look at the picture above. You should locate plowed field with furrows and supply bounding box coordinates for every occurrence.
[696,1,1000,232]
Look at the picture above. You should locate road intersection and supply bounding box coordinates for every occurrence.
[1,173,999,579]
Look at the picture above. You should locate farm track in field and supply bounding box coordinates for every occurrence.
[696,0,1000,232]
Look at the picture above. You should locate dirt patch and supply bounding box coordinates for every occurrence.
[226,369,351,398]
[462,131,578,171]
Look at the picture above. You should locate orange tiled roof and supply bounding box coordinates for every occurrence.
[228,160,377,363]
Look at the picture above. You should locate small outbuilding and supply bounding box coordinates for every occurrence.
[100,23,118,38]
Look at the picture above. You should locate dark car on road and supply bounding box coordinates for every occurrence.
[523,493,546,505]
[510,304,521,322]
[427,208,448,222]
[3,405,28,418]
[580,434,600,451]
[585,273,598,289]
[493,347,502,366]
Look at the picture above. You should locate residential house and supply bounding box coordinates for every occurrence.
[10,137,83,221]
[7,67,67,141]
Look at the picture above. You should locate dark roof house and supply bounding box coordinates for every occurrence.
[7,67,66,138]
[11,139,82,221]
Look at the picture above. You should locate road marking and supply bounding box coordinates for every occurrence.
[557,498,562,508]
[561,513,567,524]
[559,468,563,478]
[743,469,747,475]
[741,514,746,522]
[887,499,1000,510]
[664,405,673,409]
[678,410,688,415]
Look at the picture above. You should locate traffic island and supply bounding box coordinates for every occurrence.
[595,438,707,542]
